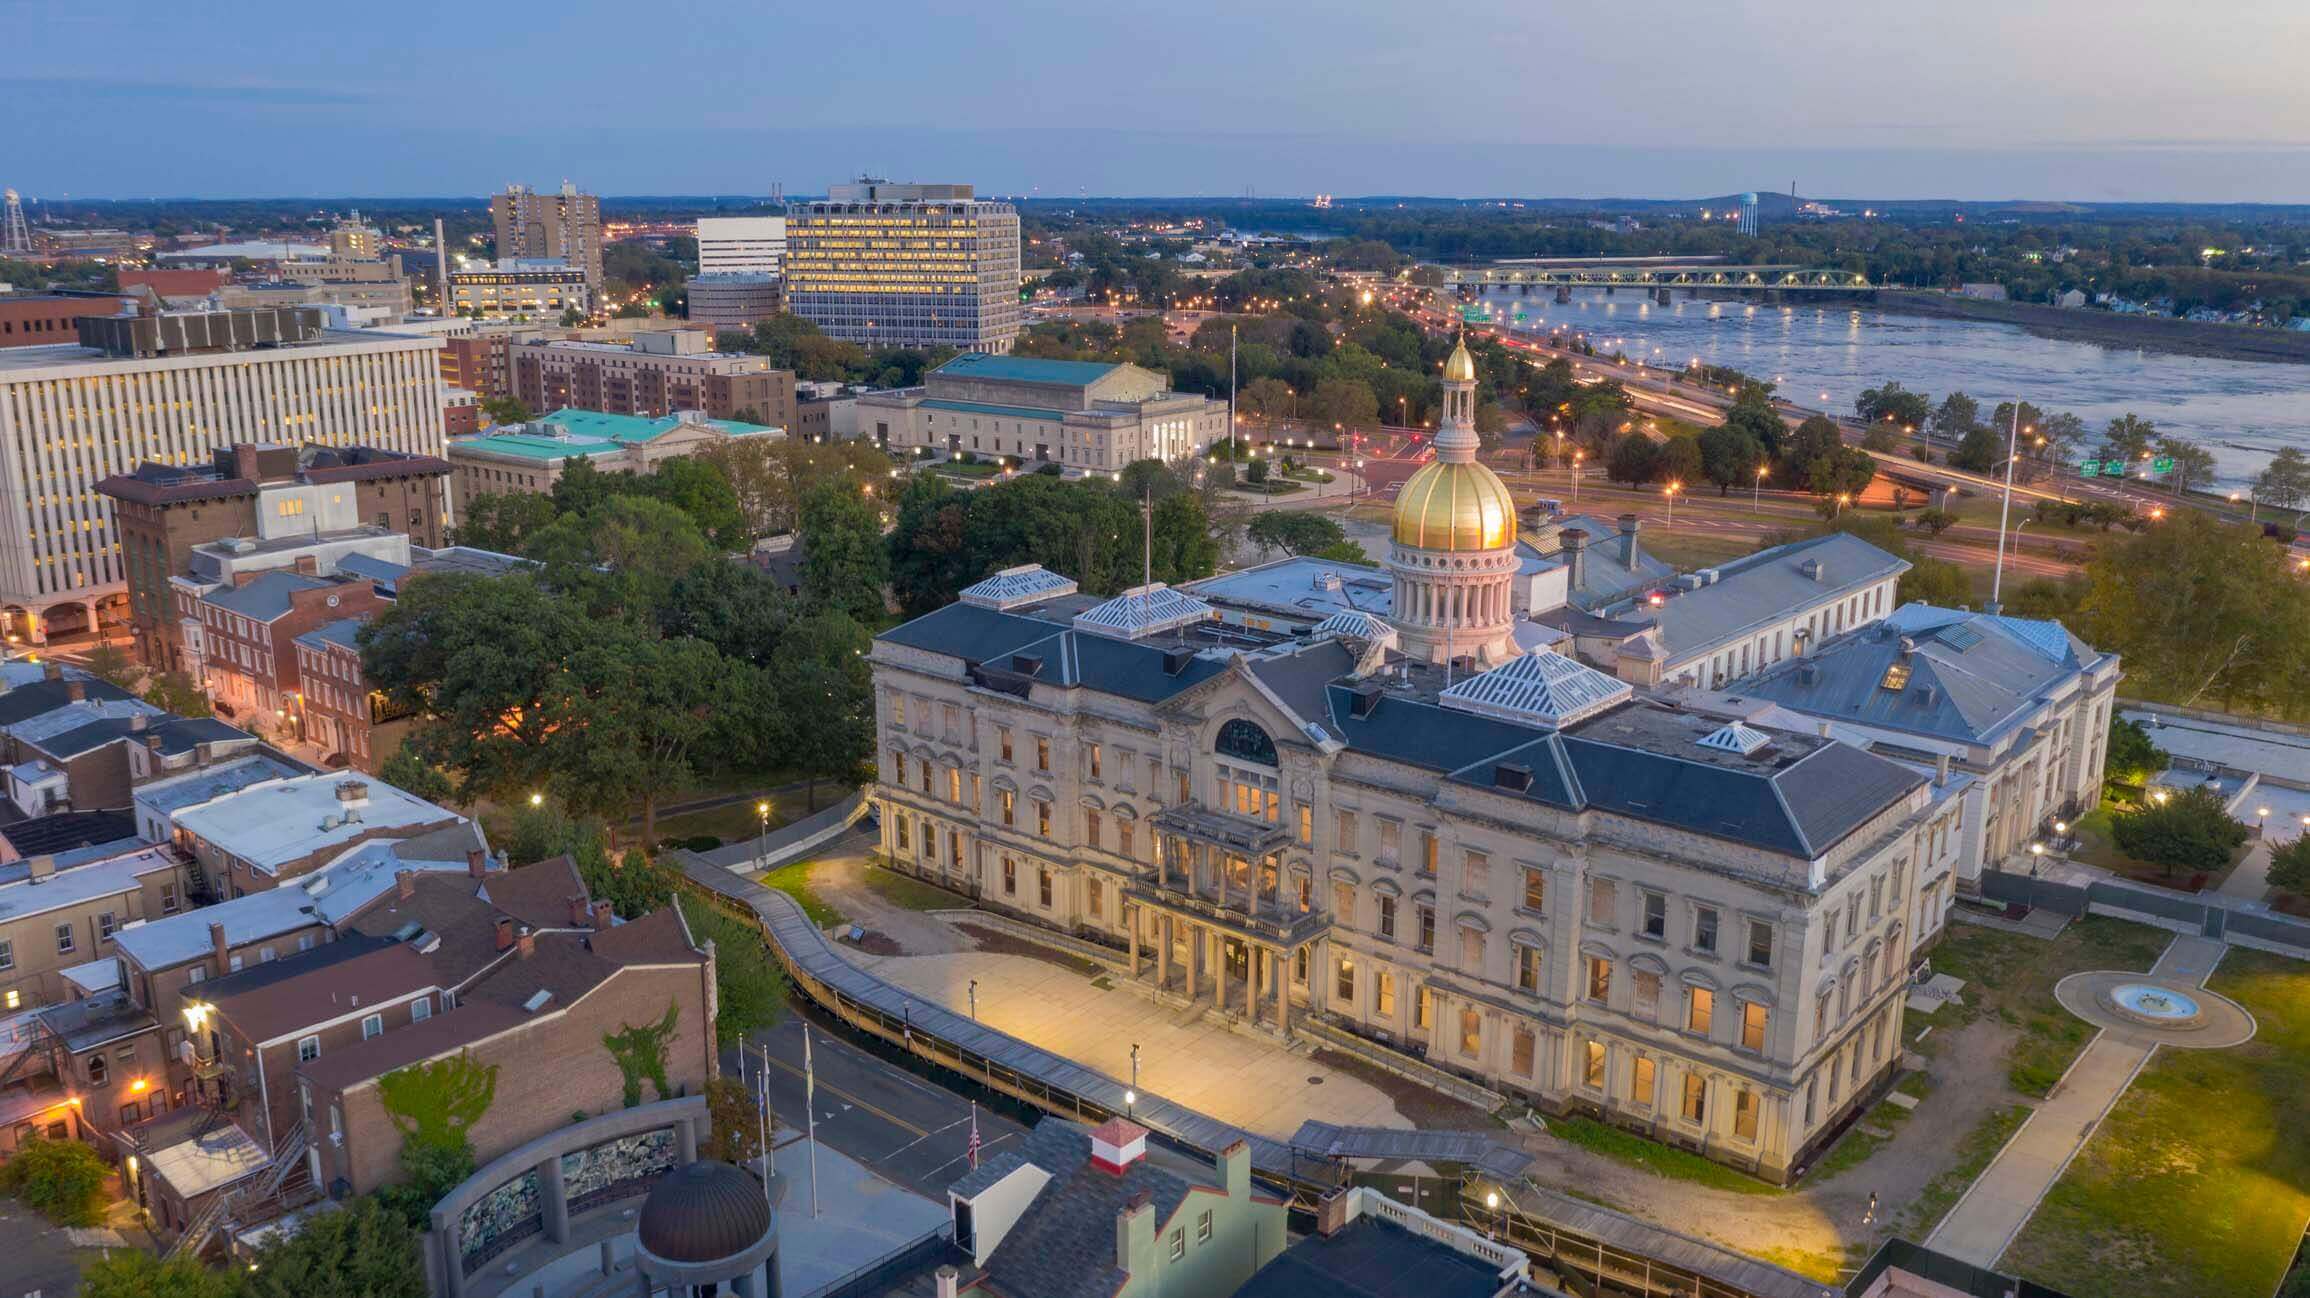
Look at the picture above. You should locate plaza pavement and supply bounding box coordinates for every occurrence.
[1926,934,2226,1267]
[853,948,1411,1141]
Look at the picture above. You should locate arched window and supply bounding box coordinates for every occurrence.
[1214,719,1277,767]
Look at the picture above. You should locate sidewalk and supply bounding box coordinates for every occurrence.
[1925,934,2223,1266]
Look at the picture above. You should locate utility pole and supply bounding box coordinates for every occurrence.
[1228,323,1238,454]
[1990,402,2022,611]
[432,217,451,314]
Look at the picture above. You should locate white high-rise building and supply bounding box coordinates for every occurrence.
[0,307,448,641]
[696,216,787,276]
[785,181,1021,353]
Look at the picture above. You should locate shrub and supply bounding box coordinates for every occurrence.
[0,1136,108,1226]
[2269,835,2310,897]
[2110,785,2246,877]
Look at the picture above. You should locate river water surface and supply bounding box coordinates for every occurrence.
[1476,286,2310,487]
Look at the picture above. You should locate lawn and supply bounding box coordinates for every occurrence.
[1542,1115,1782,1196]
[1637,529,1760,573]
[863,864,971,912]
[759,860,844,928]
[2003,949,2310,1298]
[1923,915,2169,1095]
[1897,1103,2030,1236]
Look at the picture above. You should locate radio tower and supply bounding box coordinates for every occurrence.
[1,189,30,255]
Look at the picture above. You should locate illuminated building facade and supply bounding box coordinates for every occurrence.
[785,180,1021,353]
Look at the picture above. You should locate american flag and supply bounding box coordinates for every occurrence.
[966,1101,981,1169]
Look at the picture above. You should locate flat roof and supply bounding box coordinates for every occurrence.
[111,842,477,972]
[0,845,177,928]
[169,772,457,875]
[1187,557,1395,623]
[933,353,1123,386]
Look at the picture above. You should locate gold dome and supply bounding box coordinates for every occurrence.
[1442,336,1478,383]
[1392,459,1517,552]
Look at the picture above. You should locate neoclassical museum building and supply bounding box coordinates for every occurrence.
[865,338,1968,1182]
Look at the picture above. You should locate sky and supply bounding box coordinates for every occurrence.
[9,0,2310,203]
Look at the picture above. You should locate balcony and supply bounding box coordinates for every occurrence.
[1149,804,1292,858]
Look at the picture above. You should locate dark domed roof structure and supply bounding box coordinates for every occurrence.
[637,1160,774,1264]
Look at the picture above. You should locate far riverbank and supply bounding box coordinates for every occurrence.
[1873,292,2310,367]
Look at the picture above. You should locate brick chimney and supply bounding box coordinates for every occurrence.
[210,921,230,974]
[493,916,514,952]
[567,894,590,927]
[293,555,319,576]
[63,680,84,703]
[26,855,55,883]
[1316,1186,1355,1237]
[1617,513,1642,568]
[145,733,164,753]
[396,869,415,901]
[591,900,614,930]
[232,569,264,587]
[129,712,147,733]
[1114,1192,1155,1278]
[41,662,60,682]
[334,780,369,807]
[233,445,262,482]
[515,928,535,960]
[467,847,488,879]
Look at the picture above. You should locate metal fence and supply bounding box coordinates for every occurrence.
[1979,869,2310,956]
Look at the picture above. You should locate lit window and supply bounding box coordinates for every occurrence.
[1879,662,1911,691]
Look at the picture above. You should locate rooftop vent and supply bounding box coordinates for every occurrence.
[1009,653,1044,677]
[1312,571,1342,592]
[1161,646,1195,676]
[1796,663,1819,687]
[1697,721,1774,756]
[521,989,553,1013]
[1349,683,1383,719]
[1798,558,1824,582]
[1493,763,1533,792]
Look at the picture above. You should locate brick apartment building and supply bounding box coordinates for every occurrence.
[97,443,452,672]
[0,293,133,348]
[289,619,412,774]
[183,565,393,737]
[510,330,796,425]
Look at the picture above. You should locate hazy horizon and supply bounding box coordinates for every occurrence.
[12,0,2310,204]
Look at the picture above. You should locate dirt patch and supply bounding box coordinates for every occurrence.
[952,923,1103,977]
[851,931,906,957]
[1308,1048,1495,1131]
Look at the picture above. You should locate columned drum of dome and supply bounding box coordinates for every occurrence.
[633,1159,779,1298]
[1388,334,1519,665]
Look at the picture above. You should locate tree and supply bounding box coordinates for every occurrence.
[2101,413,2157,464]
[798,479,889,624]
[1718,384,1784,459]
[1246,511,1347,558]
[2267,835,2310,898]
[0,1136,107,1225]
[2253,447,2310,512]
[2105,718,2169,786]
[1239,376,1295,430]
[1606,432,1661,485]
[373,1138,475,1230]
[886,475,976,619]
[1930,391,1981,442]
[1855,381,1930,430]
[76,1253,240,1298]
[2075,511,2310,717]
[779,612,873,810]
[1309,376,1379,433]
[1950,425,2004,474]
[657,558,794,665]
[80,640,137,689]
[379,748,454,806]
[700,1073,766,1166]
[242,1197,428,1298]
[452,491,560,553]
[144,670,212,718]
[1913,507,1958,536]
[1655,436,1702,489]
[2110,785,2245,878]
[640,456,752,551]
[2154,436,2216,496]
[545,628,724,844]
[1898,557,1973,607]
[1244,456,1270,486]
[478,396,532,427]
[1860,424,1900,452]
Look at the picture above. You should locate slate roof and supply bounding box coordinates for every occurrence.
[0,809,140,857]
[1626,531,1909,664]
[1522,514,1674,609]
[202,569,337,621]
[876,601,1230,704]
[32,713,247,761]
[293,617,366,655]
[966,1119,1206,1298]
[0,678,140,733]
[1236,1215,1505,1298]
[1735,605,2105,748]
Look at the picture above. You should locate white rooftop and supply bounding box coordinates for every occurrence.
[110,839,476,972]
[0,846,177,929]
[168,773,455,875]
[6,697,160,746]
[1438,646,1634,729]
[135,753,308,822]
[60,956,121,996]
[959,564,1078,611]
[145,1122,267,1199]
[1071,583,1214,640]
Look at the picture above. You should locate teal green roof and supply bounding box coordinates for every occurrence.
[922,398,1065,422]
[455,408,777,461]
[934,353,1123,386]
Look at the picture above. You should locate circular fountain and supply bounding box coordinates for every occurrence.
[2104,983,2203,1028]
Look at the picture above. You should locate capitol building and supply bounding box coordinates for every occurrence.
[864,337,1983,1182]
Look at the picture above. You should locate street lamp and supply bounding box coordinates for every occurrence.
[1124,1088,1137,1118]
[2257,806,2271,836]
[1663,480,1682,528]
[528,791,544,808]
[1483,1188,1503,1240]
[1753,464,1767,513]
[1835,491,1851,518]
[968,979,979,1021]
[1571,449,1585,505]
[756,800,772,866]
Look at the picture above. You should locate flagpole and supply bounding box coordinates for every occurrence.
[803,1022,820,1218]
[757,1044,772,1210]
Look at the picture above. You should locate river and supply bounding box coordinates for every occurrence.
[1474,286,2310,488]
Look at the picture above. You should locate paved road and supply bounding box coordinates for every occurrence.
[733,1013,1030,1201]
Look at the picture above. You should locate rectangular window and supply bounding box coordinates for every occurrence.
[1197,1209,1213,1243]
[1584,1040,1606,1089]
[1515,943,1542,993]
[413,999,433,1024]
[1421,832,1438,876]
[1458,926,1484,970]
[1037,866,1053,907]
[1682,1073,1708,1124]
[361,1013,384,1039]
[1087,879,1103,919]
[1641,891,1666,939]
[161,882,180,914]
[1746,920,1774,969]
[298,1036,321,1063]
[1688,987,1715,1036]
[1335,810,1357,853]
[1176,770,1190,805]
[948,768,962,803]
[1512,1027,1535,1076]
[1375,971,1396,1017]
[1378,818,1401,858]
[1035,737,1050,772]
[1002,857,1017,895]
[98,913,117,941]
[1634,970,1662,1022]
[1734,1089,1760,1141]
[1085,809,1102,848]
[896,817,911,851]
[1627,1056,1656,1109]
[1694,906,1720,955]
[1335,954,1356,1004]
[1521,867,1545,913]
[1000,790,1015,827]
[1741,1001,1769,1051]
[1416,903,1435,953]
[54,923,73,955]
[1414,984,1432,1029]
[1117,820,1135,860]
[1376,895,1396,942]
[1458,1008,1482,1059]
[1297,805,1313,846]
[1587,879,1616,926]
[1585,956,1611,1003]
[1333,882,1356,924]
[1088,743,1102,779]
[1462,849,1489,892]
[1169,1228,1185,1261]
